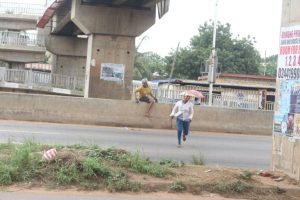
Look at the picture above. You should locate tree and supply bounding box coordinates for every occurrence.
[133,52,167,80]
[259,55,277,76]
[164,21,261,79]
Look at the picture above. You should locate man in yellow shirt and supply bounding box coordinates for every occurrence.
[134,78,157,117]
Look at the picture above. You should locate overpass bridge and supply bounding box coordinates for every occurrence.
[0,1,47,68]
[37,0,170,100]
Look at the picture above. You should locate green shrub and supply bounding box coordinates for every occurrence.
[0,163,14,185]
[82,158,111,179]
[55,163,78,185]
[170,181,186,192]
[120,152,168,177]
[9,141,40,181]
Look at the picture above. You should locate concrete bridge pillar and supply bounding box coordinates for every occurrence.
[69,0,156,99]
[272,0,300,181]
[44,0,160,99]
[84,34,135,99]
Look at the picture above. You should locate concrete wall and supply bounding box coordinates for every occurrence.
[46,35,87,78]
[0,93,273,136]
[272,0,300,182]
[0,14,38,30]
[52,55,86,77]
[273,135,300,181]
[0,49,45,63]
[281,0,300,26]
[46,35,87,57]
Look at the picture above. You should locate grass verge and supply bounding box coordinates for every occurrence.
[0,141,297,200]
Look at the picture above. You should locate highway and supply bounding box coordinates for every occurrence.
[0,120,272,169]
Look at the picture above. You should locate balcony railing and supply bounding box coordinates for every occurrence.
[0,31,45,47]
[0,2,45,16]
[0,68,84,92]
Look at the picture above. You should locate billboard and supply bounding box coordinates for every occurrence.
[100,63,125,82]
[274,25,300,139]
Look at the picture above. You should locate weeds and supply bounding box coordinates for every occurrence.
[240,170,254,180]
[119,152,169,177]
[214,180,252,194]
[0,163,13,185]
[170,180,186,192]
[0,141,171,191]
[191,154,205,165]
[82,158,111,179]
[55,163,78,185]
[0,141,268,198]
[159,159,179,168]
[107,171,140,192]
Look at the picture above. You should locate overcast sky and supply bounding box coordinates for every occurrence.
[10,0,282,58]
[136,0,282,58]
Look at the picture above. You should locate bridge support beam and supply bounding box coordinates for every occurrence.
[46,35,87,77]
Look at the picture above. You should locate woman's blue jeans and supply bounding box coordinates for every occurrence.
[176,118,190,145]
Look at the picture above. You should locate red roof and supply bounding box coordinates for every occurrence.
[36,0,67,28]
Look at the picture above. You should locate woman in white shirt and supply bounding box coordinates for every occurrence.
[170,93,194,148]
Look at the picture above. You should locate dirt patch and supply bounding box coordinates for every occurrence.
[124,165,300,200]
[1,144,300,200]
[8,165,298,200]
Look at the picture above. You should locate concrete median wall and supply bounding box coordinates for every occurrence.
[0,93,273,135]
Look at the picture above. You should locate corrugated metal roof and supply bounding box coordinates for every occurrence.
[220,73,276,80]
[36,0,67,28]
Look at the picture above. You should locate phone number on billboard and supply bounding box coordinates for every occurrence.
[277,67,300,79]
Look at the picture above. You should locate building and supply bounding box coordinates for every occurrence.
[134,73,276,110]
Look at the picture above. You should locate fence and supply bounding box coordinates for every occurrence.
[0,31,45,47]
[132,81,274,111]
[0,68,84,92]
[0,70,275,110]
[0,2,45,16]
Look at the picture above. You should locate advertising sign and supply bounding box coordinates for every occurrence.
[274,25,300,139]
[100,63,125,82]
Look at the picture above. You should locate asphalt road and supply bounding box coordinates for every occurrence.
[0,120,272,169]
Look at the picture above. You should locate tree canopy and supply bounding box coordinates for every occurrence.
[133,52,167,80]
[134,21,276,80]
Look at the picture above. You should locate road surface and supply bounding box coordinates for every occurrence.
[0,120,272,169]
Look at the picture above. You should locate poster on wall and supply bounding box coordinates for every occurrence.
[100,63,125,82]
[274,24,300,139]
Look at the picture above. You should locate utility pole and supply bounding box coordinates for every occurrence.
[136,35,149,52]
[263,50,267,76]
[208,0,219,106]
[167,42,180,103]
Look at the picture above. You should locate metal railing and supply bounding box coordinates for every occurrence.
[0,2,45,16]
[0,68,84,92]
[265,101,274,111]
[0,31,45,47]
[132,82,274,111]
